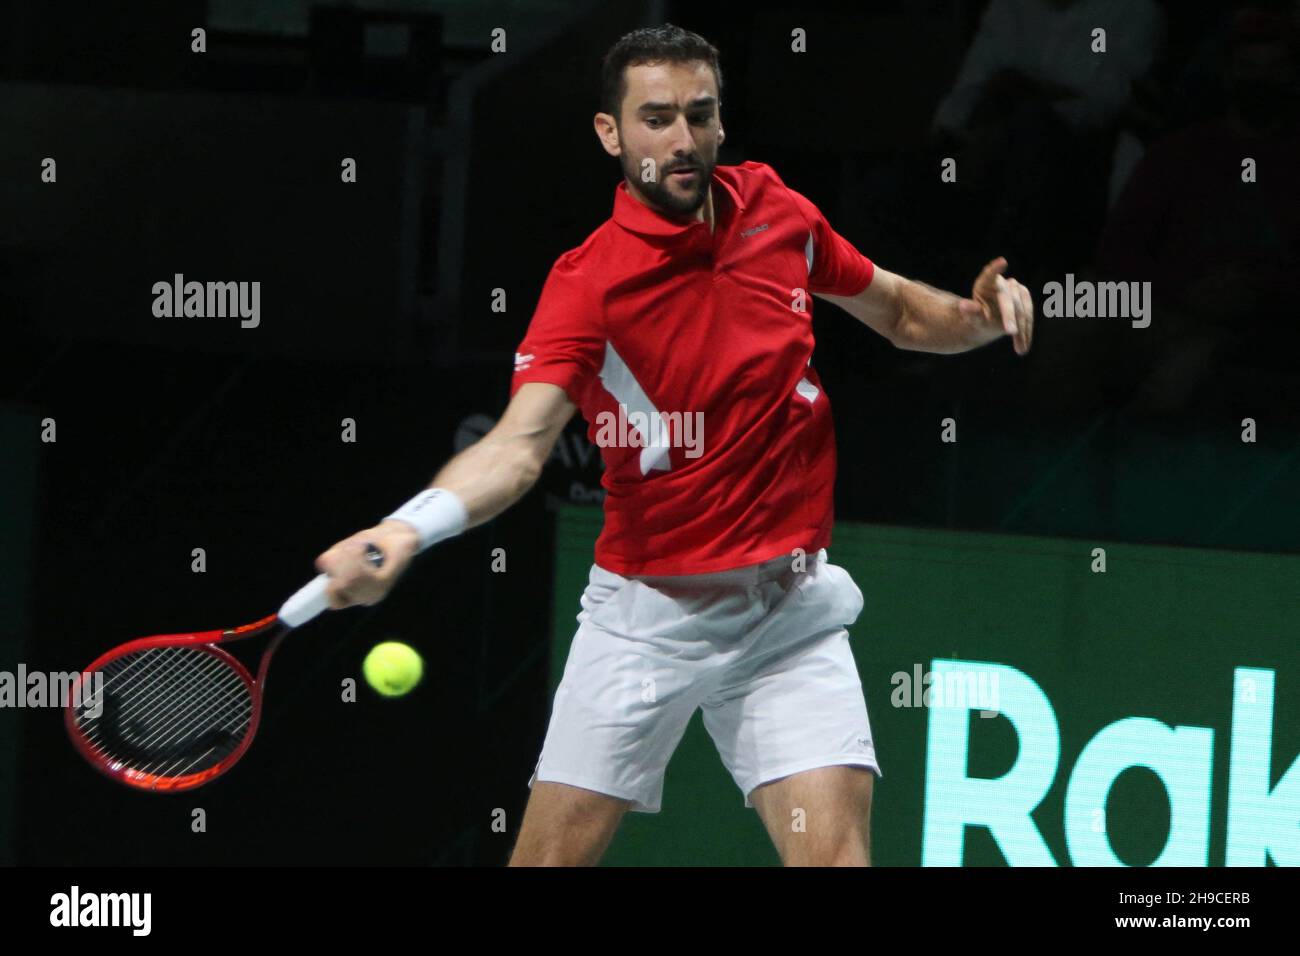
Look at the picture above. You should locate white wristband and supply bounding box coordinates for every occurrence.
[385,488,468,553]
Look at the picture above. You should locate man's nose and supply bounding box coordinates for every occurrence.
[665,114,697,153]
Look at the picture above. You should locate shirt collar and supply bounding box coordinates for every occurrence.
[612,166,746,238]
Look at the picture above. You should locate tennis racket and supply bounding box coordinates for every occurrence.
[64,543,383,793]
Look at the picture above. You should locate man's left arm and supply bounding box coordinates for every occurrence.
[816,257,1034,356]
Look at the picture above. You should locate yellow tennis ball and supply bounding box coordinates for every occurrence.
[362,642,423,697]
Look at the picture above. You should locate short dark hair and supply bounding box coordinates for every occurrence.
[600,23,723,123]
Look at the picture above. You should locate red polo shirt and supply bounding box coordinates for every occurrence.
[510,160,875,575]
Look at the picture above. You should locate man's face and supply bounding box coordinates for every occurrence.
[598,60,723,219]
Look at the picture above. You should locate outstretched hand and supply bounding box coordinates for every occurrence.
[959,257,1035,355]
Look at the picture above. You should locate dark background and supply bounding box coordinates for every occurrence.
[1,0,1296,864]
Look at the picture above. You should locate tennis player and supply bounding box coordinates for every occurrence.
[315,24,1034,866]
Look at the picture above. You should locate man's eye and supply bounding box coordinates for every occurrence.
[646,114,710,127]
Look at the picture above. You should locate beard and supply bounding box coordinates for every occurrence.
[622,152,713,218]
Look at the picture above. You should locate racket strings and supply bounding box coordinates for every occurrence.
[73,645,255,782]
[109,651,231,742]
[92,659,251,778]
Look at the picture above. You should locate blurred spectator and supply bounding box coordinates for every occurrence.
[933,0,1166,138]
[1097,4,1300,418]
[929,0,1167,286]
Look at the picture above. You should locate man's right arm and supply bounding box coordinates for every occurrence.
[315,381,577,608]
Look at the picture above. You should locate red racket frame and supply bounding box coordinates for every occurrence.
[64,614,285,793]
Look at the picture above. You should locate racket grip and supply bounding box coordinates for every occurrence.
[279,574,332,628]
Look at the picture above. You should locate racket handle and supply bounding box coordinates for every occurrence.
[279,574,331,628]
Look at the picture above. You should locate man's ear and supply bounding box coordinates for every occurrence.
[718,125,725,145]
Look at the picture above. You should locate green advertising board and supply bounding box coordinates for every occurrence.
[547,504,1298,866]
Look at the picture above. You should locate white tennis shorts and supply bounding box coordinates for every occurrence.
[528,548,882,812]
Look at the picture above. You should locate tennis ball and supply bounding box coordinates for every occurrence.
[362,641,423,697]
